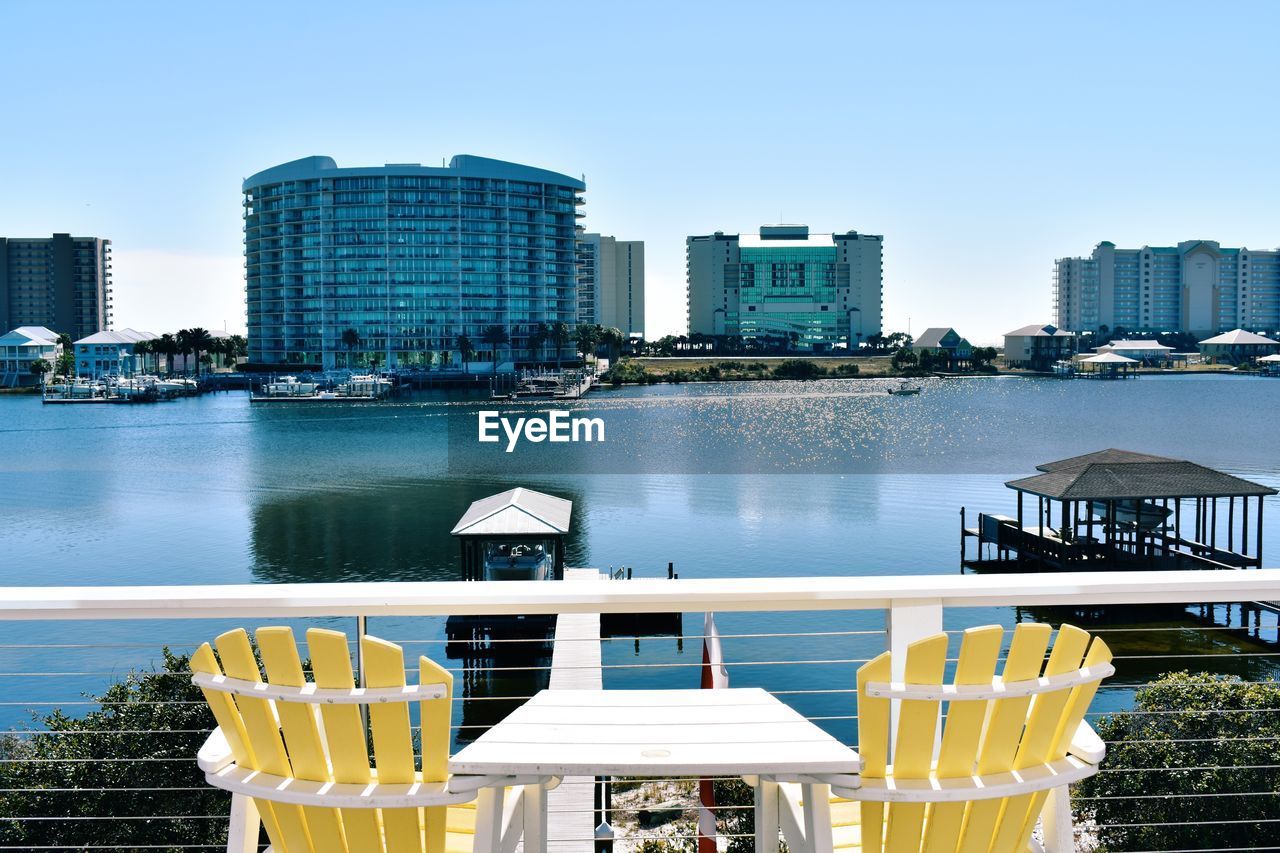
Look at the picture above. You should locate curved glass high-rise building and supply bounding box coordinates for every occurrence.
[242,155,584,369]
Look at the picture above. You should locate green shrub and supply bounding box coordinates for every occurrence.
[1075,671,1280,852]
[0,649,227,850]
[830,364,860,377]
[605,359,649,385]
[771,359,824,380]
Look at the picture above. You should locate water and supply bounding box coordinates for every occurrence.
[1,374,1278,742]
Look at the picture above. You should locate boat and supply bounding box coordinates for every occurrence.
[887,382,921,396]
[481,542,554,582]
[513,376,564,398]
[109,376,160,399]
[1088,499,1173,531]
[340,374,392,398]
[262,375,319,397]
[68,377,106,398]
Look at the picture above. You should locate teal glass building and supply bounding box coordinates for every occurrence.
[242,156,584,369]
[686,225,883,351]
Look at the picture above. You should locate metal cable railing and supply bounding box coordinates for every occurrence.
[0,572,1278,851]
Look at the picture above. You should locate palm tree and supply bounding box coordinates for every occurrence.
[575,324,601,363]
[158,334,177,375]
[481,325,509,371]
[227,334,247,368]
[132,339,151,376]
[457,333,475,373]
[600,326,624,362]
[180,328,215,377]
[28,358,50,386]
[341,328,362,368]
[549,321,571,369]
[526,323,549,366]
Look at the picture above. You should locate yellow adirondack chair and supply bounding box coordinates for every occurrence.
[190,627,532,853]
[778,623,1113,853]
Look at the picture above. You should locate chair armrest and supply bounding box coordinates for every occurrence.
[1066,720,1105,765]
[197,727,234,773]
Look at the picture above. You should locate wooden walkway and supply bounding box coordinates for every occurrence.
[542,568,604,851]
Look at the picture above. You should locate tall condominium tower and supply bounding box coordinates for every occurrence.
[0,234,112,340]
[686,225,882,350]
[577,233,644,336]
[1054,240,1280,335]
[242,155,585,369]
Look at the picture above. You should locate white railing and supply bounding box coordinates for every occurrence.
[8,568,1280,619]
[2,568,1280,851]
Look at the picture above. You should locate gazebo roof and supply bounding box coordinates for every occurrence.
[450,487,572,536]
[1006,449,1276,501]
[1081,352,1138,364]
[1199,329,1279,346]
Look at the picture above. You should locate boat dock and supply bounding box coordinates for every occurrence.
[961,449,1273,575]
[491,367,600,401]
[545,568,605,851]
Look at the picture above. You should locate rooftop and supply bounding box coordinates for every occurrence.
[450,487,573,536]
[1006,448,1276,501]
[1081,352,1138,364]
[243,155,585,193]
[913,327,968,349]
[0,326,59,345]
[75,328,158,345]
[1099,340,1173,352]
[1199,329,1279,346]
[1005,324,1073,338]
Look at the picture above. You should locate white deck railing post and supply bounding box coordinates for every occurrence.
[885,598,943,754]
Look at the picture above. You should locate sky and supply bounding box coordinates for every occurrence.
[3,1,1280,344]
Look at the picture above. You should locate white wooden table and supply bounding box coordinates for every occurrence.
[450,687,861,853]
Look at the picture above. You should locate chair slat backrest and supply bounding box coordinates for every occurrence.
[190,627,458,853]
[922,625,1002,853]
[856,623,1112,853]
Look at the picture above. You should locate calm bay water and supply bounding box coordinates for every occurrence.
[1,373,1278,740]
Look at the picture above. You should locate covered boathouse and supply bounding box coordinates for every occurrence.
[962,449,1276,573]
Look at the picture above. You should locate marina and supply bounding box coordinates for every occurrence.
[41,374,202,404]
[248,372,395,403]
[490,366,600,400]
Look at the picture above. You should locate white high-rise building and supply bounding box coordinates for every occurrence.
[577,234,644,336]
[1054,240,1280,335]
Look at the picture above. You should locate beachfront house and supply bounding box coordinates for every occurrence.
[0,326,61,387]
[1002,323,1075,370]
[911,327,973,369]
[1198,328,1280,365]
[73,328,157,378]
[1094,339,1174,366]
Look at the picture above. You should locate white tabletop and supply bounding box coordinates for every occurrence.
[449,687,861,777]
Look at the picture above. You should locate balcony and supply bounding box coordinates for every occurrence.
[1,569,1278,851]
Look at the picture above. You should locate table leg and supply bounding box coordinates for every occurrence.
[801,782,833,853]
[523,781,548,853]
[754,777,780,853]
[473,786,505,853]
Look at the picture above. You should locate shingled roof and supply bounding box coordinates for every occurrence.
[1006,449,1276,500]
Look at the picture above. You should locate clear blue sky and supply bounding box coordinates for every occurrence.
[3,1,1279,343]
